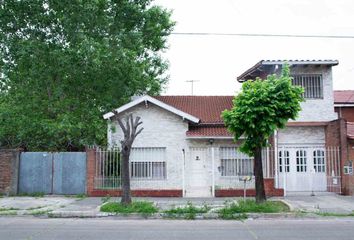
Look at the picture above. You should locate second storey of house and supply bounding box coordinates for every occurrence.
[237,60,338,123]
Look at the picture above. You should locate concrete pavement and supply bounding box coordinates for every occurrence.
[0,217,354,240]
[283,194,354,214]
[1,193,354,217]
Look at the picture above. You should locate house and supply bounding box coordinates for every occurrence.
[97,59,344,197]
[238,60,343,194]
[334,90,354,194]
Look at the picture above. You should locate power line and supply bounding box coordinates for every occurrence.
[171,32,354,39]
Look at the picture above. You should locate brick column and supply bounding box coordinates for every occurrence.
[325,118,348,194]
[0,149,20,195]
[86,147,96,196]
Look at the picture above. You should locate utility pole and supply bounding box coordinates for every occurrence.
[185,80,200,95]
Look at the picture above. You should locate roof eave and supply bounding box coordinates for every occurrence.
[103,95,200,123]
[237,60,339,82]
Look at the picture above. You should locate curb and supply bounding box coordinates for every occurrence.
[43,211,341,220]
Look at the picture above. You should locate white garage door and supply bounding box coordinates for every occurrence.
[277,146,327,192]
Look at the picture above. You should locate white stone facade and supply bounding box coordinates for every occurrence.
[278,126,325,145]
[108,103,189,190]
[288,65,337,122]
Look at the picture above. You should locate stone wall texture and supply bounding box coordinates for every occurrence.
[288,65,338,122]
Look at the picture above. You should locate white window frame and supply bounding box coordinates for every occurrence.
[278,150,290,173]
[313,149,325,173]
[296,150,307,172]
[130,147,167,180]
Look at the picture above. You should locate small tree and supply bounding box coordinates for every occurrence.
[117,114,143,205]
[222,64,303,203]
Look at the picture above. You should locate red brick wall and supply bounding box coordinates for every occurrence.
[86,147,96,196]
[325,119,349,194]
[343,140,354,195]
[335,107,354,122]
[0,149,19,195]
[215,178,284,197]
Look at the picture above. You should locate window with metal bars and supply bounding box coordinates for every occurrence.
[291,74,323,99]
[130,147,166,179]
[219,147,253,176]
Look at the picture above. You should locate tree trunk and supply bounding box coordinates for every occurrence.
[254,146,266,203]
[117,114,143,205]
[121,146,131,205]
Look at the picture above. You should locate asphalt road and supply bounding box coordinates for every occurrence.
[1,217,354,240]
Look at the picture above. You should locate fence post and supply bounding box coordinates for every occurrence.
[0,149,20,196]
[182,149,186,197]
[86,147,96,196]
[211,147,215,197]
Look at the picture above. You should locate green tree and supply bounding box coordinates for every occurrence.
[0,0,174,151]
[222,64,304,202]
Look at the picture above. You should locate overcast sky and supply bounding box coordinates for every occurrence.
[154,0,354,95]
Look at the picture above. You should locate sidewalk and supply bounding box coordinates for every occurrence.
[283,193,354,214]
[1,194,354,218]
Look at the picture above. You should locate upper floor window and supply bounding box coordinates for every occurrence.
[291,75,323,99]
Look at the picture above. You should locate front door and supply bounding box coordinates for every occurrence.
[278,147,327,192]
[185,148,211,197]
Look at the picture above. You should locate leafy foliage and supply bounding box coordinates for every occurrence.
[0,0,174,151]
[222,64,304,156]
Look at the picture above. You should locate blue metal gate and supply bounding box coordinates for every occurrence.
[19,152,86,195]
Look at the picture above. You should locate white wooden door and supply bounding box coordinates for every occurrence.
[278,147,327,192]
[185,148,211,197]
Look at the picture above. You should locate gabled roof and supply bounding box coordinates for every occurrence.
[153,96,234,124]
[103,95,200,123]
[334,90,354,105]
[237,59,339,82]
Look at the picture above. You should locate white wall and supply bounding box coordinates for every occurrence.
[289,65,338,122]
[278,126,325,145]
[108,103,189,190]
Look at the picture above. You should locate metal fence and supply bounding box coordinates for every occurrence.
[94,147,167,190]
[19,152,86,195]
[94,147,121,189]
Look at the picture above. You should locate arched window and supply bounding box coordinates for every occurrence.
[296,150,307,172]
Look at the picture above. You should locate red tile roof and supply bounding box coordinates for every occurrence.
[186,126,232,137]
[153,96,234,123]
[334,90,354,104]
[348,122,354,139]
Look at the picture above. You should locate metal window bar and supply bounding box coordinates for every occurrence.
[292,75,323,99]
[219,147,254,177]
